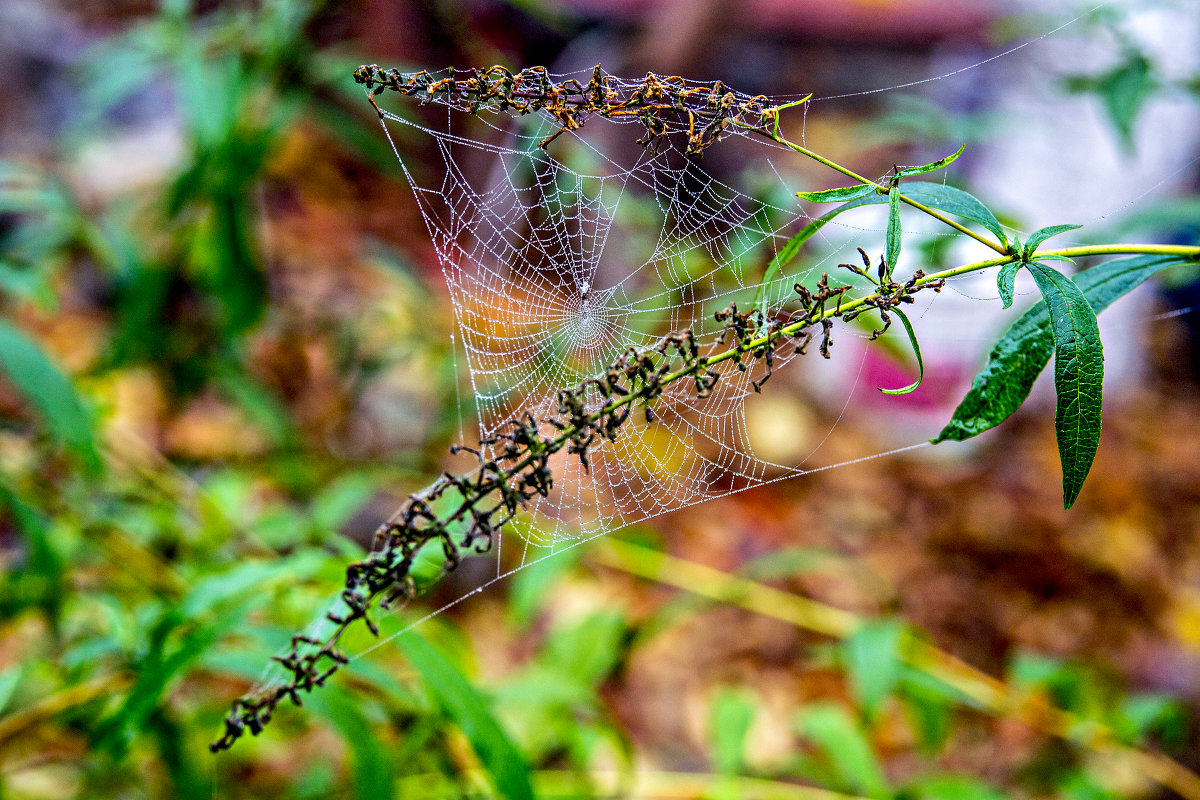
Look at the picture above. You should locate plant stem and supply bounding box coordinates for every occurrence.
[359,243,1200,677]
[766,133,1012,256]
[510,242,1199,481]
[0,674,132,745]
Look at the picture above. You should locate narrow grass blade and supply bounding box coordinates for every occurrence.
[0,319,99,473]
[399,633,534,800]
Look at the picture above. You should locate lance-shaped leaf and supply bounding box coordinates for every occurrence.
[901,182,1008,248]
[895,144,965,178]
[754,191,887,309]
[996,261,1023,309]
[796,184,876,203]
[1023,223,1081,257]
[878,308,923,395]
[0,319,100,473]
[758,180,1006,309]
[844,620,907,719]
[934,254,1183,448]
[1024,260,1103,508]
[885,184,902,278]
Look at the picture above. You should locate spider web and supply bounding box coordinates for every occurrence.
[375,67,880,551]
[230,1,1200,723]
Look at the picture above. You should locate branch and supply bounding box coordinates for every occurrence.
[211,241,1199,751]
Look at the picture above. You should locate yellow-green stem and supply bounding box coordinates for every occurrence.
[768,133,1012,256]
[502,242,1200,475]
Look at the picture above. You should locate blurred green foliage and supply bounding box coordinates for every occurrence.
[0,1,1196,798]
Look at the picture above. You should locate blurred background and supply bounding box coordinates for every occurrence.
[2,0,1200,797]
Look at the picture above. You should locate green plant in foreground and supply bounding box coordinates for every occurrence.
[211,64,1200,756]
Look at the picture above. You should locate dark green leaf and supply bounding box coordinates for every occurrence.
[0,477,63,614]
[886,185,902,276]
[1024,223,1081,256]
[399,633,534,800]
[0,319,100,473]
[901,182,1008,248]
[99,608,247,753]
[933,254,1187,446]
[796,184,876,203]
[1024,261,1103,508]
[895,143,965,178]
[877,309,922,395]
[146,709,205,800]
[997,261,1023,309]
[844,620,906,718]
[753,191,888,309]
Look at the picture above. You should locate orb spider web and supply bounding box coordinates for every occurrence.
[369,65,895,554]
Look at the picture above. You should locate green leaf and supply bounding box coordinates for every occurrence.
[709,687,757,774]
[885,185,902,277]
[0,477,63,612]
[0,665,23,716]
[904,775,1012,800]
[1024,223,1081,256]
[214,365,296,449]
[758,180,1006,310]
[997,261,1023,309]
[753,191,887,309]
[1099,54,1154,150]
[1024,261,1103,509]
[398,633,534,800]
[894,143,965,178]
[795,703,890,799]
[933,254,1186,446]
[307,689,393,800]
[796,184,876,203]
[0,319,100,473]
[898,670,958,753]
[99,608,248,753]
[1117,693,1186,747]
[507,547,581,630]
[877,309,922,395]
[901,182,1008,248]
[544,610,627,687]
[843,620,906,718]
